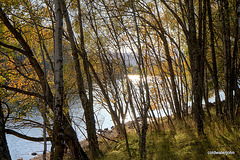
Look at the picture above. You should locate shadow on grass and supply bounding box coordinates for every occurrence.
[147,131,178,160]
[99,113,240,160]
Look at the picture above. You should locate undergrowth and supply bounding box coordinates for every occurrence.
[99,110,240,160]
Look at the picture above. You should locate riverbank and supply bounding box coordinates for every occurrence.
[100,110,240,160]
[30,107,240,160]
[28,121,130,160]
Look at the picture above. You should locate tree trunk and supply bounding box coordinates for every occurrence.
[62,1,101,159]
[161,36,181,120]
[153,0,181,119]
[0,100,11,160]
[53,0,64,159]
[77,1,101,158]
[220,0,233,120]
[207,0,222,117]
[62,117,89,160]
[131,0,151,159]
[187,0,204,135]
[234,0,240,117]
[85,2,131,140]
[159,0,204,134]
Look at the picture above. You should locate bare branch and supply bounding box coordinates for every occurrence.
[5,129,51,142]
[1,85,44,99]
[0,41,26,54]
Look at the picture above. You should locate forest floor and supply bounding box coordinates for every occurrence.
[97,108,240,160]
[30,108,240,160]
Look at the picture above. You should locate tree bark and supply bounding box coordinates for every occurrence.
[220,0,233,120]
[207,0,222,117]
[53,0,65,159]
[0,100,11,160]
[187,0,204,135]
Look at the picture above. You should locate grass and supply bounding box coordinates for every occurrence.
[98,109,240,160]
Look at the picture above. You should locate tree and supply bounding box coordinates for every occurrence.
[130,0,152,159]
[207,0,222,117]
[62,1,101,158]
[138,0,182,120]
[0,3,89,159]
[160,0,205,135]
[0,99,11,160]
[53,0,64,159]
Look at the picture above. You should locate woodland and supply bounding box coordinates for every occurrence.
[0,0,240,160]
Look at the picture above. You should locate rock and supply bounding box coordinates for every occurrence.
[29,152,51,160]
[31,152,38,156]
[17,158,23,160]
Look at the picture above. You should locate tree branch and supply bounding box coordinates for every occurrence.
[0,41,26,54]
[7,117,53,131]
[160,0,189,37]
[15,68,41,83]
[5,129,51,142]
[0,6,53,108]
[1,85,44,99]
[97,133,118,143]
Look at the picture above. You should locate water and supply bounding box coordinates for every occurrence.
[6,103,115,160]
[5,75,226,159]
[6,128,51,160]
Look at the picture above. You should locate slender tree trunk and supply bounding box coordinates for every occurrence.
[220,0,233,120]
[77,1,101,158]
[154,3,181,119]
[234,0,240,117]
[159,1,204,133]
[161,36,181,120]
[131,1,151,159]
[53,0,64,159]
[0,100,11,160]
[187,0,204,135]
[22,2,49,158]
[231,0,240,120]
[86,0,133,141]
[202,0,211,119]
[62,1,101,158]
[207,0,222,117]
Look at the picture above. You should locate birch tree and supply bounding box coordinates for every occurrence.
[53,0,64,158]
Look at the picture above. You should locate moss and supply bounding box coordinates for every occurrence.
[104,151,128,160]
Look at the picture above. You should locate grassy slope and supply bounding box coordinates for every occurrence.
[99,110,240,160]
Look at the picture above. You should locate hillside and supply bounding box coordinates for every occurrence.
[97,109,240,160]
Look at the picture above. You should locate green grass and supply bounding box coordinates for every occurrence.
[99,110,240,160]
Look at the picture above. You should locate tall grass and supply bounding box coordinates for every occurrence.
[99,109,240,160]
